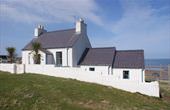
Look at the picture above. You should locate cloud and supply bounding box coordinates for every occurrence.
[1,0,170,58]
[0,0,103,25]
[0,4,45,23]
[110,0,170,58]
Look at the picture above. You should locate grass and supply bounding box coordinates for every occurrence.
[0,71,170,110]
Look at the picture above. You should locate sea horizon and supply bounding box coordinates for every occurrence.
[145,58,170,67]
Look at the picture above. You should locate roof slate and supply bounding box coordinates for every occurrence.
[22,27,144,69]
[79,49,144,68]
[23,28,79,50]
[113,50,144,69]
[79,47,116,66]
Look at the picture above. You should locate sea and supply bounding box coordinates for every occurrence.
[145,59,170,67]
[145,59,170,80]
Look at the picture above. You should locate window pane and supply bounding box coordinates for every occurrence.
[123,71,129,79]
[56,52,62,66]
[89,67,95,71]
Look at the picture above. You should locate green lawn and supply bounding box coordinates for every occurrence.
[0,71,170,110]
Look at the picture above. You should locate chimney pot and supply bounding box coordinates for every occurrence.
[76,18,86,34]
[34,25,46,38]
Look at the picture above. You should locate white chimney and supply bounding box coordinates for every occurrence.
[34,25,47,37]
[76,18,87,34]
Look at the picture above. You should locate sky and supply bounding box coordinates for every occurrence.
[0,0,170,59]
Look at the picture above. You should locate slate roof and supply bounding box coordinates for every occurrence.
[113,50,144,69]
[23,28,80,50]
[79,47,116,66]
[79,48,144,69]
[22,26,144,69]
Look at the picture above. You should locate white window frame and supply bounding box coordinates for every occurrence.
[56,52,62,66]
[123,70,129,79]
[89,67,95,71]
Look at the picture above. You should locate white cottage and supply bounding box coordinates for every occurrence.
[22,19,91,67]
[0,19,159,97]
[22,19,145,83]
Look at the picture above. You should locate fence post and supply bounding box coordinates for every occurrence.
[168,65,170,84]
[13,64,17,74]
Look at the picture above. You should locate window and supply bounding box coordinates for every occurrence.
[89,67,95,71]
[56,52,62,66]
[123,71,129,79]
[46,54,54,64]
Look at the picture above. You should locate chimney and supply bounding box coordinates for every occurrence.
[75,18,87,34]
[34,25,47,37]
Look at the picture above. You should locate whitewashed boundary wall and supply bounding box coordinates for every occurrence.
[0,63,24,74]
[0,64,16,73]
[0,63,159,97]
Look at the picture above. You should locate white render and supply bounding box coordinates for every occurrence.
[112,68,145,83]
[80,65,114,76]
[0,63,159,97]
[34,25,46,37]
[0,63,24,74]
[76,18,86,34]
[47,48,72,66]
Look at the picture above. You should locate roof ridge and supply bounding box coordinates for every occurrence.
[116,49,144,52]
[23,28,78,50]
[91,47,116,49]
[45,28,75,33]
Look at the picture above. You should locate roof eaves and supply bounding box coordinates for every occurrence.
[80,64,111,66]
[91,47,116,50]
[116,49,144,52]
[113,67,143,69]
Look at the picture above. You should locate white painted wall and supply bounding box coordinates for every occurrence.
[0,63,16,73]
[22,51,29,64]
[15,64,25,74]
[47,48,70,66]
[0,63,24,74]
[25,64,159,97]
[0,63,159,97]
[22,48,73,66]
[67,48,73,66]
[80,65,110,76]
[39,51,46,64]
[76,18,86,34]
[22,50,46,65]
[113,68,145,83]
